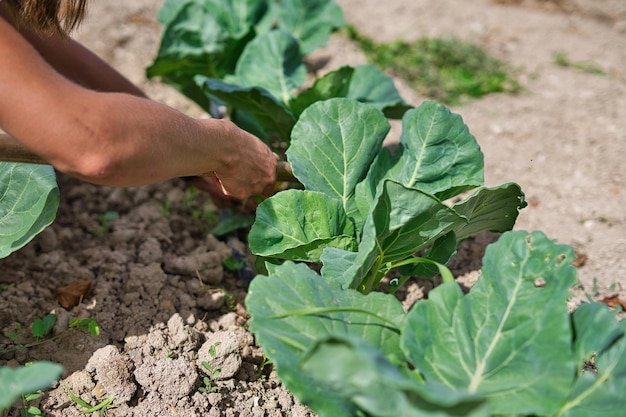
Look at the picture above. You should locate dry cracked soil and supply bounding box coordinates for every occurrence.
[1,0,625,416]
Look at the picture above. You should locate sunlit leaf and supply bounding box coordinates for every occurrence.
[246,261,405,417]
[0,163,59,258]
[0,362,63,411]
[249,190,357,262]
[402,231,577,416]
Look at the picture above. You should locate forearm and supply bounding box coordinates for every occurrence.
[20,91,236,186]
[72,92,277,197]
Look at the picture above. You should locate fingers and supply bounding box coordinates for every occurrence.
[212,145,278,200]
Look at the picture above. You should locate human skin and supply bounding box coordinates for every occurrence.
[0,5,277,200]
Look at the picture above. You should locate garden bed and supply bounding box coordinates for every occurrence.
[2,0,625,415]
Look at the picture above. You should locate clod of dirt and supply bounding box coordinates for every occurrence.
[164,250,224,284]
[134,357,198,401]
[198,331,242,380]
[167,313,200,352]
[85,345,136,402]
[137,236,163,264]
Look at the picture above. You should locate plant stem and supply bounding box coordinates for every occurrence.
[0,332,68,356]
[390,257,455,284]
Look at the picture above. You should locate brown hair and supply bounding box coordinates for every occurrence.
[3,0,88,36]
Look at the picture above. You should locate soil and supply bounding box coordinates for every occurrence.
[1,0,625,416]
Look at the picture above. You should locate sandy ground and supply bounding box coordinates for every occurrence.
[1,0,625,416]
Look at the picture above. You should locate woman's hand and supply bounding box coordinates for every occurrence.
[200,121,278,200]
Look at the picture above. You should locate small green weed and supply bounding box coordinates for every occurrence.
[183,186,218,233]
[223,256,245,272]
[347,25,521,105]
[198,342,222,393]
[592,277,599,296]
[1,314,100,355]
[95,211,119,236]
[7,322,24,345]
[257,355,273,380]
[20,391,43,417]
[31,314,57,340]
[160,197,171,219]
[69,317,100,336]
[2,314,56,354]
[222,290,236,311]
[0,362,63,414]
[554,51,605,75]
[63,385,114,417]
[18,363,45,417]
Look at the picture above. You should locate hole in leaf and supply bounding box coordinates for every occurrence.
[534,278,547,288]
[556,253,566,266]
[582,353,598,375]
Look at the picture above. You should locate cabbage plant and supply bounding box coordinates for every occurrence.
[148,0,411,149]
[0,163,59,258]
[247,230,626,417]
[245,98,626,416]
[147,0,347,112]
[248,98,526,292]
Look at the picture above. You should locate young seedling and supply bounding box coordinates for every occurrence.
[31,313,57,340]
[592,276,599,296]
[63,385,113,417]
[222,290,236,312]
[17,363,46,417]
[256,355,273,380]
[182,185,217,234]
[554,51,606,75]
[198,342,222,394]
[6,322,25,346]
[223,256,245,272]
[1,314,100,355]
[68,318,100,337]
[160,197,171,220]
[95,211,119,236]
[1,314,56,355]
[0,361,63,415]
[20,391,43,417]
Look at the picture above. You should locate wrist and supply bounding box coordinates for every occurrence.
[207,119,244,175]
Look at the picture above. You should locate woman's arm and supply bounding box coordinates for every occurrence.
[0,15,276,198]
[0,4,146,97]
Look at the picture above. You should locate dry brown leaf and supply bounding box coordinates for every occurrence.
[600,295,626,311]
[55,279,93,310]
[571,252,588,268]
